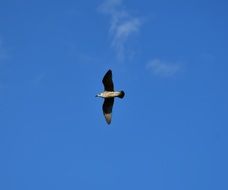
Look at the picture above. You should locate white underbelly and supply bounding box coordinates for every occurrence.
[102,91,120,98]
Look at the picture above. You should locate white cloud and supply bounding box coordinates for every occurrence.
[146,59,182,77]
[99,0,142,61]
[99,0,122,14]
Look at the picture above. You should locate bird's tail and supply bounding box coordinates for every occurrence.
[118,91,125,99]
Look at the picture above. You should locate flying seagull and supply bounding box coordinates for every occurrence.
[96,70,125,124]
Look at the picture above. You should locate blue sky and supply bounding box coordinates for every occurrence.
[1,0,228,189]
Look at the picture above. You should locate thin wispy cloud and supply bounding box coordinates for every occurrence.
[99,0,142,61]
[146,59,182,77]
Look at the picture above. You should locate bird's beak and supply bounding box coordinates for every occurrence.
[95,94,98,97]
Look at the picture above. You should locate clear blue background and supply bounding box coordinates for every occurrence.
[1,0,228,189]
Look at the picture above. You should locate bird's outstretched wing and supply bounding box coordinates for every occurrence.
[102,98,114,125]
[102,70,114,91]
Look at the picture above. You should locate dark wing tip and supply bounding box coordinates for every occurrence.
[102,69,114,91]
[103,69,112,80]
[106,69,112,76]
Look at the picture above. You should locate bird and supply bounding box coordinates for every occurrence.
[96,69,125,124]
